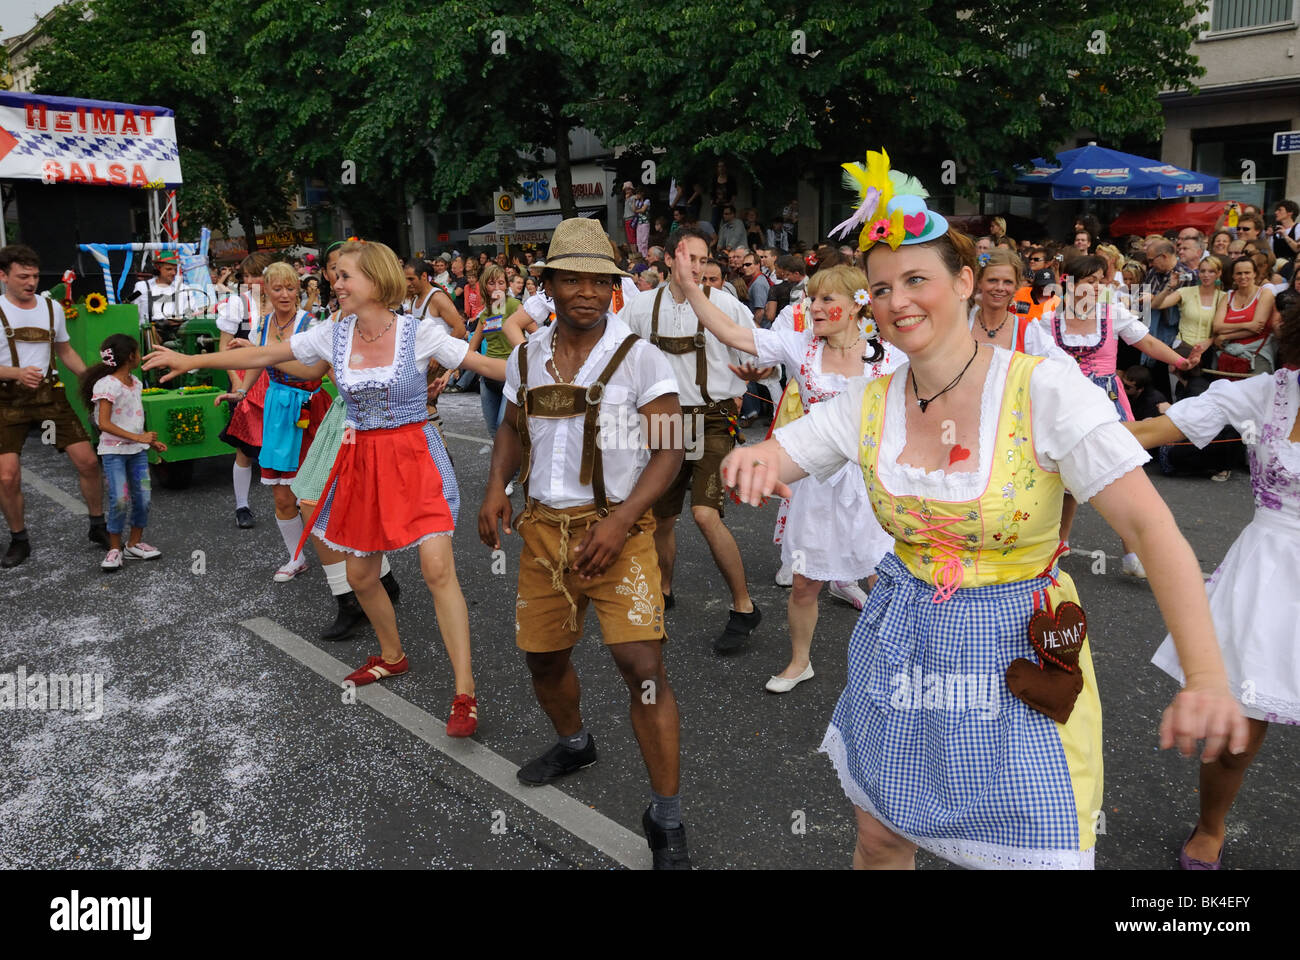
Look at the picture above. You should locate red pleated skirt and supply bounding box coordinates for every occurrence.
[223,369,268,449]
[307,421,454,555]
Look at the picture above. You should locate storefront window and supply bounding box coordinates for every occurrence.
[1193,124,1288,212]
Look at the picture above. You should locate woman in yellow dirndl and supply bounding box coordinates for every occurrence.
[721,151,1249,869]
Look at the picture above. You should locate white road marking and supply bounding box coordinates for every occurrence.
[22,471,85,516]
[240,616,650,870]
[439,429,491,446]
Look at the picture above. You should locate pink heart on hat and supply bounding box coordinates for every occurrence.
[903,212,927,236]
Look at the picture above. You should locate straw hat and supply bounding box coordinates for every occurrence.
[544,218,629,277]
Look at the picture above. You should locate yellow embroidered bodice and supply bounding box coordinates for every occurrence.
[859,351,1065,598]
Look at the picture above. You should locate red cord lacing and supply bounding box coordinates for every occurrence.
[906,509,967,603]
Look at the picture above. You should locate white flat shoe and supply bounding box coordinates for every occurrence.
[274,558,309,582]
[774,561,793,587]
[765,663,813,693]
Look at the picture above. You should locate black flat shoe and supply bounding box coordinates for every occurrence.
[2,537,30,568]
[321,591,367,641]
[713,604,761,654]
[516,737,598,786]
[642,807,692,870]
[235,506,256,529]
[381,570,401,604]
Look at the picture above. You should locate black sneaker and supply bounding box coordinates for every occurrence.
[713,604,761,654]
[516,737,598,786]
[88,523,110,549]
[642,807,692,870]
[235,507,256,529]
[2,537,30,568]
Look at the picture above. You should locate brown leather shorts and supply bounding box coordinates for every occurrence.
[515,500,666,652]
[0,388,91,455]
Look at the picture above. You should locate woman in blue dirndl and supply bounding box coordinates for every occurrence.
[721,150,1249,869]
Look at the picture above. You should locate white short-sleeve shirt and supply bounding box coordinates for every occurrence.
[776,347,1149,504]
[618,284,756,405]
[0,295,67,371]
[291,314,469,385]
[505,315,679,509]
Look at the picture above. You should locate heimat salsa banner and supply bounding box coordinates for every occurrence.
[0,91,182,188]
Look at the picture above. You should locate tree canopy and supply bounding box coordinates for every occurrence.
[24,0,1208,243]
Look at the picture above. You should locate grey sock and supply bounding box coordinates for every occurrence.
[650,791,682,829]
[559,728,589,751]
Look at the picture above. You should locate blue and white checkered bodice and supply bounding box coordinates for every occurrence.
[329,314,428,431]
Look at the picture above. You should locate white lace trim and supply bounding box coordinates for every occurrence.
[819,724,1094,870]
[877,348,1008,501]
[316,528,452,557]
[259,476,298,486]
[1069,449,1149,503]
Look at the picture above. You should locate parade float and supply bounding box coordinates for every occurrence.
[1,91,329,488]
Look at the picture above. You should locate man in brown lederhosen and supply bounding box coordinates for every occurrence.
[0,245,107,567]
[619,226,763,653]
[479,217,691,869]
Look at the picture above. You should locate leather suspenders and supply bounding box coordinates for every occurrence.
[0,299,58,390]
[515,333,640,516]
[649,285,714,406]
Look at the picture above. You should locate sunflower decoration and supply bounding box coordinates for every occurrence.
[166,406,207,445]
[829,148,948,252]
[85,293,108,314]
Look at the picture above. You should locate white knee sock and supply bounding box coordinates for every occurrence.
[233,464,253,509]
[276,515,304,562]
[379,555,391,578]
[322,561,350,597]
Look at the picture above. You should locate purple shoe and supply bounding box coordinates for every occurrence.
[1178,826,1223,870]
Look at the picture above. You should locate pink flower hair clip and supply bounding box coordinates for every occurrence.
[100,348,117,367]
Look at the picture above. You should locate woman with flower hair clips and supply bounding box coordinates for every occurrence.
[674,254,902,692]
[721,148,1248,869]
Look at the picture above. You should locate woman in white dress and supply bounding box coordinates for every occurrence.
[673,255,901,692]
[1127,298,1300,869]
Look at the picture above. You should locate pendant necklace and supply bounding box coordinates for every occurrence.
[910,341,979,413]
[546,325,572,383]
[353,312,395,364]
[977,306,1009,339]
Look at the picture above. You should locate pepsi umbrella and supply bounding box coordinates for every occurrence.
[1014,143,1218,200]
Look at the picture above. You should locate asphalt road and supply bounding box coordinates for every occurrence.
[1,391,1295,870]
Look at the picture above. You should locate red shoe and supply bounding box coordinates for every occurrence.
[446,694,478,737]
[345,654,409,686]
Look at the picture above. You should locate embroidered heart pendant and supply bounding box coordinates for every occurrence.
[948,444,971,466]
[1028,601,1087,672]
[1005,601,1088,723]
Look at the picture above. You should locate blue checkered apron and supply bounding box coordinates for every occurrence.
[821,552,1087,868]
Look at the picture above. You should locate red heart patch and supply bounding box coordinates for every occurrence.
[948,444,970,466]
[903,212,927,236]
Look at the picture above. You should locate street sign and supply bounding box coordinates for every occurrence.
[1273,131,1300,155]
[493,191,515,235]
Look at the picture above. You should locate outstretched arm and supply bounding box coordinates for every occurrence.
[503,306,539,348]
[1090,468,1248,761]
[1124,414,1186,449]
[144,341,300,383]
